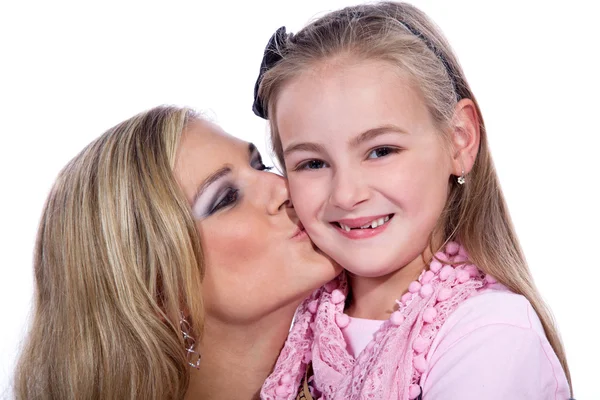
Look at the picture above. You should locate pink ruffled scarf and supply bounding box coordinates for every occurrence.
[262,243,499,400]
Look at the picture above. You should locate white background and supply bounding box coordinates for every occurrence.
[1,1,598,398]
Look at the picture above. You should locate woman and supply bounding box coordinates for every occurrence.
[13,106,341,399]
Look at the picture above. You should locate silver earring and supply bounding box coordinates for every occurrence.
[180,314,201,369]
[457,170,466,185]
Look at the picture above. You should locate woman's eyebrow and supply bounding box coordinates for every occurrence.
[192,166,232,204]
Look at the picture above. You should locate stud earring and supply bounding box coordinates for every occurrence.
[180,314,201,369]
[457,170,466,185]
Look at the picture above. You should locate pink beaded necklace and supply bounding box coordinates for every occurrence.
[262,242,500,400]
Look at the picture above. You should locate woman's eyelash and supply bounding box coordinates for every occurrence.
[210,188,239,214]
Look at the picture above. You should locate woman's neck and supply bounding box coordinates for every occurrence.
[345,249,432,320]
[185,305,296,400]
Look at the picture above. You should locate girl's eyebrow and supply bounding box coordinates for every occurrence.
[283,142,326,157]
[193,166,232,204]
[283,124,407,157]
[348,124,407,147]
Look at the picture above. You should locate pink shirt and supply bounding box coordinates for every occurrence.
[341,290,570,399]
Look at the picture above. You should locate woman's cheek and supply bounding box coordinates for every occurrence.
[203,220,264,271]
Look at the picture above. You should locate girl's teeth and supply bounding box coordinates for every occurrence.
[339,223,351,232]
[340,215,392,231]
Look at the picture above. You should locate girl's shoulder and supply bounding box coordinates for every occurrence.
[437,286,545,339]
[421,288,571,399]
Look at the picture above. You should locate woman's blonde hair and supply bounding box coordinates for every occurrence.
[14,106,204,399]
[258,1,572,393]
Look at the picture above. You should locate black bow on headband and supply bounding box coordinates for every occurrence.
[252,26,289,120]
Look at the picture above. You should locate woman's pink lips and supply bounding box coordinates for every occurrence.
[291,222,308,239]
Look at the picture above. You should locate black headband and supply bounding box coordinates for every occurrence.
[252,20,460,120]
[252,26,288,120]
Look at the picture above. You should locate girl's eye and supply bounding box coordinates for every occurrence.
[296,159,327,170]
[210,188,239,214]
[367,146,398,159]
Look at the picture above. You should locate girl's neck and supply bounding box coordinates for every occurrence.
[185,305,297,400]
[345,249,432,320]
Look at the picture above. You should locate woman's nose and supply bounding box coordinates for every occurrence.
[266,172,291,215]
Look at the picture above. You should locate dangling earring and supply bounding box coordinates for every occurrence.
[180,314,201,369]
[457,169,466,185]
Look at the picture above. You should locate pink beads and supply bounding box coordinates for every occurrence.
[429,258,443,273]
[423,307,438,323]
[454,254,468,263]
[408,281,422,293]
[445,241,460,255]
[401,292,412,305]
[485,274,498,284]
[408,384,422,399]
[456,269,470,283]
[413,354,428,373]
[390,311,405,326]
[419,283,433,298]
[439,265,455,281]
[280,374,292,384]
[464,264,479,277]
[437,287,453,302]
[331,289,346,304]
[434,251,449,262]
[421,270,435,284]
[335,313,350,328]
[308,300,318,314]
[412,336,430,353]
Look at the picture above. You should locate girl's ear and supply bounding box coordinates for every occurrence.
[449,98,480,176]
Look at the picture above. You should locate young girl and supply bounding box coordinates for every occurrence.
[253,2,572,399]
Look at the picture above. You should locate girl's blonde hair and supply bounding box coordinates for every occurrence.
[258,1,571,392]
[14,106,204,399]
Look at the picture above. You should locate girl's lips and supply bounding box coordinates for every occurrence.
[331,214,393,239]
[334,214,392,229]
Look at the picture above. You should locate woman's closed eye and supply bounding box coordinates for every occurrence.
[250,146,273,172]
[255,162,273,172]
[209,187,240,215]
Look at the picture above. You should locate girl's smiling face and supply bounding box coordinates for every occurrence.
[275,60,456,277]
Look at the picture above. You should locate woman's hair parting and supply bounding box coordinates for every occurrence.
[14,106,205,399]
[254,1,572,392]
